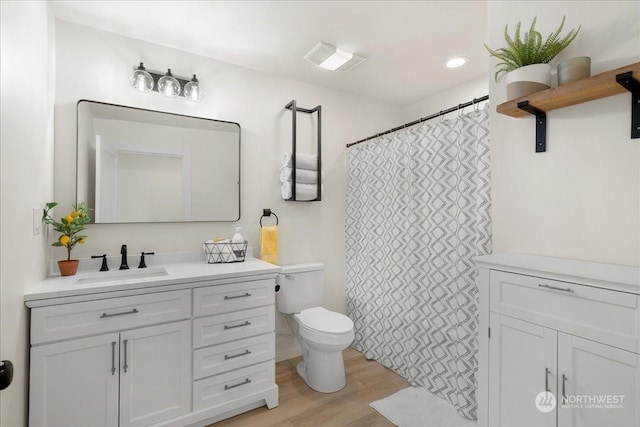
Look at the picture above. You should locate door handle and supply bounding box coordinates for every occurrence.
[123,339,128,373]
[111,342,116,375]
[562,374,568,402]
[545,367,551,392]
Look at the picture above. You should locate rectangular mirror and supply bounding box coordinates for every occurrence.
[77,100,240,223]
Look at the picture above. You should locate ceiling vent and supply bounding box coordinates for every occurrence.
[304,42,366,71]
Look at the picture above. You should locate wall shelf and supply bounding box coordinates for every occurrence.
[497,62,639,117]
[497,62,640,152]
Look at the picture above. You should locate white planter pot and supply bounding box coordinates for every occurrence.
[505,63,552,100]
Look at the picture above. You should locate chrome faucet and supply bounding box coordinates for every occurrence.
[119,244,129,270]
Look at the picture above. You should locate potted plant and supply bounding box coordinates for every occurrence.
[42,202,90,276]
[485,16,580,100]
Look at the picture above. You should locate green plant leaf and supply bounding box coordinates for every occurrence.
[484,15,580,81]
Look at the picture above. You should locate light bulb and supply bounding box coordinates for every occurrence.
[158,69,180,98]
[183,74,203,102]
[130,62,154,92]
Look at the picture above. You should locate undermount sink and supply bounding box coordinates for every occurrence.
[75,267,169,284]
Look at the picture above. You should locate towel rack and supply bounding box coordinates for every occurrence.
[285,100,322,202]
[260,208,279,227]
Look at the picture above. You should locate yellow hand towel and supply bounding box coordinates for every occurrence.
[260,225,279,265]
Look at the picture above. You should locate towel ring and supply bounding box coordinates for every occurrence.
[260,209,279,227]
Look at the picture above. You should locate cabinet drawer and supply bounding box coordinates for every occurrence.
[193,279,274,317]
[31,290,191,344]
[193,306,274,348]
[193,333,275,380]
[193,360,274,411]
[490,271,640,353]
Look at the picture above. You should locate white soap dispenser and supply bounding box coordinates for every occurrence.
[231,227,244,243]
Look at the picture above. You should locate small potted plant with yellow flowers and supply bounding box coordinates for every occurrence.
[42,202,90,276]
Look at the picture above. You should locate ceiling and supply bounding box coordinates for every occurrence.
[50,0,489,107]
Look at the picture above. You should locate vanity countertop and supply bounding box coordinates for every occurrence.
[24,257,281,305]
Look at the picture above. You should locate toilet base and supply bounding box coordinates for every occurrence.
[296,346,347,393]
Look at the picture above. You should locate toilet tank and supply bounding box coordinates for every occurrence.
[276,263,324,314]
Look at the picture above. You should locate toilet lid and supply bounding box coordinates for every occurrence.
[296,307,353,334]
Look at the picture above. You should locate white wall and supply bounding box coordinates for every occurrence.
[53,21,404,361]
[488,1,640,266]
[0,2,55,427]
[402,76,489,122]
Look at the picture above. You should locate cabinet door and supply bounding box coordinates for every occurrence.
[29,333,119,427]
[119,320,191,427]
[558,333,640,427]
[489,313,557,427]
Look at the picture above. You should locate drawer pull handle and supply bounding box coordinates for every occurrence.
[224,350,252,360]
[224,293,252,300]
[224,378,251,390]
[224,321,251,330]
[538,284,574,293]
[111,341,116,376]
[100,308,139,318]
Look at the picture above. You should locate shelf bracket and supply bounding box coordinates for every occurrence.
[517,101,547,152]
[615,71,640,139]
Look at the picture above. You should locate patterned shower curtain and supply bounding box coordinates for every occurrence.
[345,106,491,420]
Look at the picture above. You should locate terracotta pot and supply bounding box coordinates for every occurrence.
[505,63,552,100]
[58,259,80,276]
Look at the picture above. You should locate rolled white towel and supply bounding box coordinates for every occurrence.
[281,182,319,201]
[279,167,319,184]
[281,152,318,171]
[294,183,319,201]
[281,181,292,200]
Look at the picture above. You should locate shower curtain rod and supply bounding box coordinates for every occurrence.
[346,94,489,148]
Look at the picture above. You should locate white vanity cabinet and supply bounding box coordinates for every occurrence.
[29,290,192,427]
[476,254,640,427]
[25,259,280,427]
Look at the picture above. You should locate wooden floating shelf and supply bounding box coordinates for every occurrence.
[497,62,640,118]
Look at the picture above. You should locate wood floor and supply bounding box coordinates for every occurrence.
[212,347,409,427]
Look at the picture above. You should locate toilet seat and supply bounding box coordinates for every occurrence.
[295,307,354,335]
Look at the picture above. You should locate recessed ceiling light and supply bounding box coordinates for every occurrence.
[446,57,468,69]
[304,42,366,71]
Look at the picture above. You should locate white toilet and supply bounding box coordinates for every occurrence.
[276,263,354,393]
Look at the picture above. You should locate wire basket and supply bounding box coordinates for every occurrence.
[203,241,248,264]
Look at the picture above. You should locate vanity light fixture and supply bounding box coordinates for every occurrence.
[446,56,468,69]
[304,42,366,71]
[130,63,203,101]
